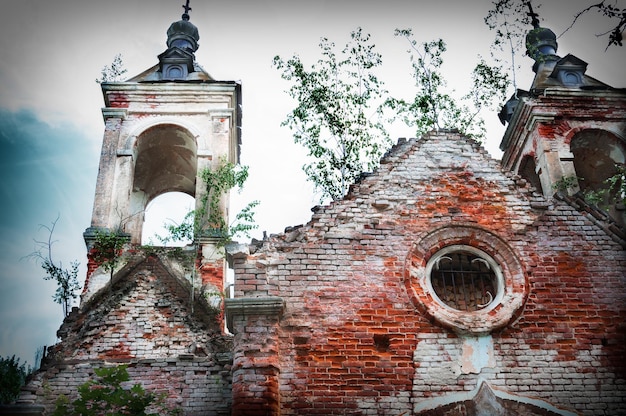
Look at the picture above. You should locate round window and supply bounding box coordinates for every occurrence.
[427,246,503,312]
[405,226,527,335]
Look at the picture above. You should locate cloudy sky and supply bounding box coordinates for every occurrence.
[0,0,623,367]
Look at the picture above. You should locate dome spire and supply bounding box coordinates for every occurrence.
[159,0,200,80]
[165,0,199,53]
[182,0,192,21]
[526,1,540,29]
[524,1,558,72]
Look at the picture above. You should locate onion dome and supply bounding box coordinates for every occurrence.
[524,2,559,72]
[526,26,558,61]
[166,10,199,53]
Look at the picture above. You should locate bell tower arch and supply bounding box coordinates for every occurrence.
[127,123,198,241]
[84,11,241,246]
[82,4,242,300]
[499,10,626,228]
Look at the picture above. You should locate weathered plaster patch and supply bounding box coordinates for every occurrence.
[82,260,130,304]
[460,335,496,375]
[202,243,224,261]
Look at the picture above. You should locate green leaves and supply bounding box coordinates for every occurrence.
[274,27,391,202]
[95,54,128,84]
[159,156,259,246]
[0,356,30,404]
[229,200,261,242]
[583,163,626,208]
[92,230,127,273]
[274,27,513,201]
[196,156,258,243]
[27,216,81,317]
[42,258,80,315]
[387,31,508,140]
[53,365,181,416]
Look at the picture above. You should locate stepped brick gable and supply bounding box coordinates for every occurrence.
[225,131,626,415]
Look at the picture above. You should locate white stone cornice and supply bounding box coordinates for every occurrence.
[101,107,127,121]
[224,297,285,334]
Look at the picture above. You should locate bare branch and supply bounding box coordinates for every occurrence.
[558,2,607,39]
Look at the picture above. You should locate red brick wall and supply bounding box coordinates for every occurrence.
[230,132,626,415]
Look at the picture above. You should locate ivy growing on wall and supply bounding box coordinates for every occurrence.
[582,163,626,208]
[91,228,129,284]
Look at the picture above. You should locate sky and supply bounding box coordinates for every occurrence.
[0,0,624,368]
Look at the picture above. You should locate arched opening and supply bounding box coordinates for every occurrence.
[128,124,198,243]
[518,155,544,194]
[133,124,197,199]
[142,192,195,246]
[571,129,625,227]
[571,130,625,192]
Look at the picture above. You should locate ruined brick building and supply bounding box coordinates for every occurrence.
[6,6,626,416]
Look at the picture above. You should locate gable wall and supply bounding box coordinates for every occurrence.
[229,131,626,415]
[19,255,233,415]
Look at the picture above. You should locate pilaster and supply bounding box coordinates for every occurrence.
[225,297,284,416]
[89,113,125,232]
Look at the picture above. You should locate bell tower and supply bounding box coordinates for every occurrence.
[83,3,241,293]
[499,4,626,229]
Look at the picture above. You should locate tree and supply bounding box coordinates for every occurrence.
[273,27,391,202]
[26,216,81,317]
[562,1,626,50]
[157,156,259,246]
[0,355,30,404]
[52,365,180,416]
[484,0,537,95]
[95,53,128,84]
[386,30,509,140]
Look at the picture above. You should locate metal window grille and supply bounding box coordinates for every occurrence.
[430,251,497,311]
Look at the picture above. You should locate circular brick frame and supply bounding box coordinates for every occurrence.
[405,225,528,335]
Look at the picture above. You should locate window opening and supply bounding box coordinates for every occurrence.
[141,192,195,246]
[430,249,498,312]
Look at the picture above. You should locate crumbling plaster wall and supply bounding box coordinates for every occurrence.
[228,131,626,416]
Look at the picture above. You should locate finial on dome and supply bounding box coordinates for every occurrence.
[524,1,558,71]
[182,0,192,21]
[526,1,540,29]
[165,0,199,53]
